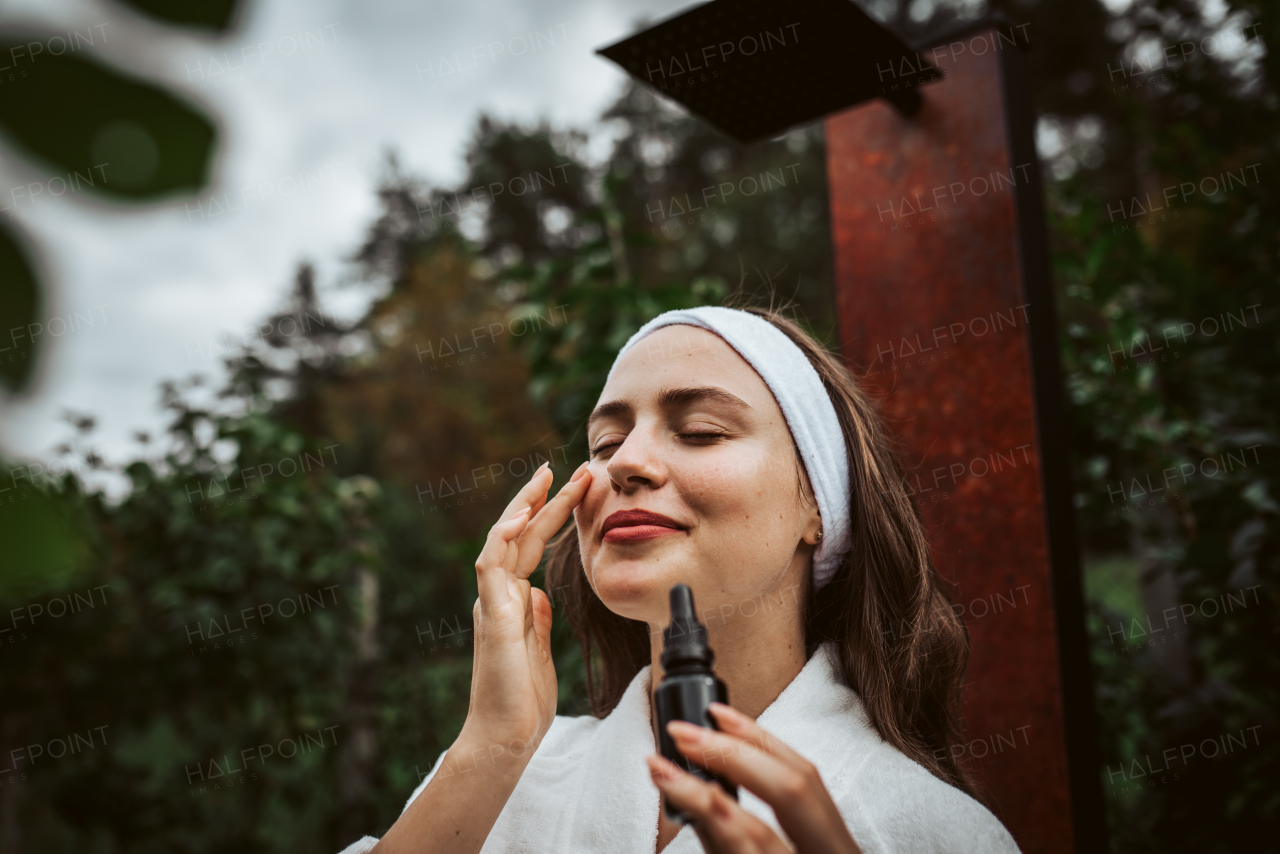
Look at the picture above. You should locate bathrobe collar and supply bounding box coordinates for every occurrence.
[552,640,869,854]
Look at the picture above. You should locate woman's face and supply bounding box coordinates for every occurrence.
[574,324,820,634]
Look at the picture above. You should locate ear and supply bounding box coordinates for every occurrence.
[803,510,823,546]
[794,455,822,545]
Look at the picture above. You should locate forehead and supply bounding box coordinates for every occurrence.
[601,324,770,402]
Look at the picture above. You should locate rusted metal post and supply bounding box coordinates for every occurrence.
[826,21,1106,854]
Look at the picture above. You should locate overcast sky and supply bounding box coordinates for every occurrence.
[0,0,695,492]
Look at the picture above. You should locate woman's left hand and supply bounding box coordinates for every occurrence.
[646,702,862,854]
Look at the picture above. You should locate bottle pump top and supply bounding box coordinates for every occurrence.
[661,584,715,670]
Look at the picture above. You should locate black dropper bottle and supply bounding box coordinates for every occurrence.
[654,583,739,822]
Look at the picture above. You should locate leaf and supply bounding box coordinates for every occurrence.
[0,481,92,603]
[0,221,39,391]
[110,0,241,32]
[0,43,216,199]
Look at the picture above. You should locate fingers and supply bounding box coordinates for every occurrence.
[496,461,553,526]
[473,461,556,609]
[666,705,861,854]
[474,506,531,610]
[666,715,800,805]
[512,461,592,580]
[647,754,791,854]
[706,703,817,771]
[473,459,590,623]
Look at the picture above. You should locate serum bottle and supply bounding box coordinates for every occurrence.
[654,583,739,822]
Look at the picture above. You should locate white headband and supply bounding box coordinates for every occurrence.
[605,306,852,590]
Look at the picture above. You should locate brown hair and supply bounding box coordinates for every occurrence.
[544,300,978,798]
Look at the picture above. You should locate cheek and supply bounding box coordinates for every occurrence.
[579,465,609,517]
[573,470,608,543]
[682,452,782,519]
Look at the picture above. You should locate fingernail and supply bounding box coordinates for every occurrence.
[668,721,707,743]
[648,754,679,780]
[533,461,550,478]
[570,461,589,482]
[710,703,746,731]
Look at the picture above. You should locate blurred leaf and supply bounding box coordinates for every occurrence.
[0,222,39,391]
[0,479,92,602]
[0,44,216,198]
[111,0,241,32]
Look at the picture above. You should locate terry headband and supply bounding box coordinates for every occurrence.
[605,306,852,590]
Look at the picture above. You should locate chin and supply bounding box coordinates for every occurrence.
[588,550,689,624]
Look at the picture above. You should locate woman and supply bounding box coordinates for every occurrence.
[340,304,1021,853]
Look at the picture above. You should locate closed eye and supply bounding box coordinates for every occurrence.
[589,440,620,457]
[588,430,729,457]
[677,430,728,443]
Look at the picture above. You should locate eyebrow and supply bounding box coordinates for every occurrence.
[587,386,753,431]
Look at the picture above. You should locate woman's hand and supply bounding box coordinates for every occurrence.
[646,702,863,854]
[460,460,592,752]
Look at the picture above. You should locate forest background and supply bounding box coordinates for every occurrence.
[1,0,1276,851]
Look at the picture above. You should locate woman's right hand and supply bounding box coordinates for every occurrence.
[368,462,593,854]
[460,459,593,753]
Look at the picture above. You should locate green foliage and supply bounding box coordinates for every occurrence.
[0,48,215,197]
[0,380,478,852]
[1049,113,1279,854]
[449,83,839,454]
[502,173,730,444]
[0,481,93,603]
[0,224,40,391]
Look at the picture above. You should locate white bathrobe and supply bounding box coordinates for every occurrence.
[339,642,1021,853]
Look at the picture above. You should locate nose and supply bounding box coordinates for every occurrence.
[605,424,668,494]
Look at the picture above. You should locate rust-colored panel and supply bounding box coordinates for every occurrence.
[826,33,1074,854]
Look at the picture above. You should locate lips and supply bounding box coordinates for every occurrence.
[602,509,686,542]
